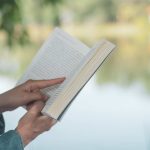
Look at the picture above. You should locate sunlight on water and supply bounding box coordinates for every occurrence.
[1,75,150,150]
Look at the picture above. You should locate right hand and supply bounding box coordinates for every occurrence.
[16,101,57,147]
[0,77,65,112]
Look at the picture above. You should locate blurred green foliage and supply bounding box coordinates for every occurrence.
[0,0,28,45]
[0,0,64,45]
[0,0,150,92]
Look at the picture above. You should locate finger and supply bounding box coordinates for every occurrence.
[38,116,56,130]
[26,101,35,111]
[41,116,57,126]
[29,101,45,115]
[26,91,49,103]
[26,92,48,110]
[27,77,65,91]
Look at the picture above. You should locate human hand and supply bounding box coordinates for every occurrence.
[16,101,56,146]
[0,77,65,112]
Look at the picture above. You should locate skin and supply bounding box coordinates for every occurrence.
[16,101,57,146]
[0,77,65,147]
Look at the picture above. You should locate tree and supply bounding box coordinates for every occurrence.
[0,0,28,46]
[40,0,63,26]
[98,0,118,22]
[0,0,63,46]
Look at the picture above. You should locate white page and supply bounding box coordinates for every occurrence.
[43,40,115,119]
[17,28,90,106]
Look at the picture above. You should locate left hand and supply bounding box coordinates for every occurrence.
[0,77,65,112]
[16,101,56,146]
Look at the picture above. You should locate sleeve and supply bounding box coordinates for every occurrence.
[0,114,5,135]
[0,130,24,150]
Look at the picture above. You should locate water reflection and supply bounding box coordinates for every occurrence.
[0,0,150,149]
[2,75,150,150]
[96,33,150,92]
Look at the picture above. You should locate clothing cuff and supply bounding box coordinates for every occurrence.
[0,114,5,135]
[0,130,24,150]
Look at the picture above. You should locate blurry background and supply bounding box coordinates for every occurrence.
[0,0,150,150]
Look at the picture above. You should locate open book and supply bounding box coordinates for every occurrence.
[17,28,115,121]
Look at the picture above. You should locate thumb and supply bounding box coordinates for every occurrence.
[28,101,45,116]
[26,91,48,103]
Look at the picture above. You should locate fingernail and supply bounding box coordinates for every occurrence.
[51,119,57,125]
[44,95,49,100]
[61,77,66,80]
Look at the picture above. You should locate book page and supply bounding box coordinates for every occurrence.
[17,28,90,106]
[42,40,115,119]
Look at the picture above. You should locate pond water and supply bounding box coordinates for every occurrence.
[1,75,150,150]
